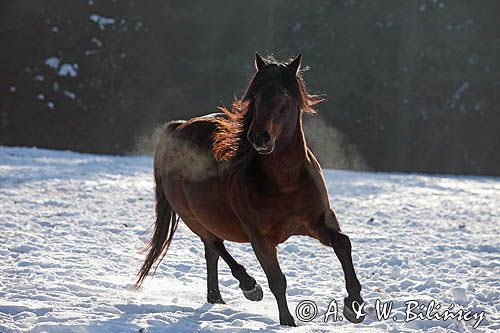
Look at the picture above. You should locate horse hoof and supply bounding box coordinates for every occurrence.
[280,316,296,326]
[242,283,263,301]
[343,297,365,323]
[207,290,226,304]
[208,298,226,304]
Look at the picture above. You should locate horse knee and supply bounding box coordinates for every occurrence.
[312,209,343,246]
[268,273,287,296]
[330,232,352,252]
[324,208,340,232]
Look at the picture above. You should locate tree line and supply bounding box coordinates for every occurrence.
[1,0,498,175]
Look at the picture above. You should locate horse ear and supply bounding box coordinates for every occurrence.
[287,53,302,75]
[255,53,266,71]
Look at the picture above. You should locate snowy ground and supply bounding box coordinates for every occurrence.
[0,146,498,333]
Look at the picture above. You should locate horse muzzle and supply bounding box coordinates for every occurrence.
[254,144,274,155]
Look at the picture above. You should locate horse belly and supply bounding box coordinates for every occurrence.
[166,178,249,243]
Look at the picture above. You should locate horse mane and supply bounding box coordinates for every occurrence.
[212,57,324,177]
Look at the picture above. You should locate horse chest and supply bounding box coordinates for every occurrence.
[239,177,325,243]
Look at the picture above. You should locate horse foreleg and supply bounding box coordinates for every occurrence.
[311,209,365,323]
[330,231,365,323]
[207,239,263,302]
[204,243,225,304]
[251,238,296,327]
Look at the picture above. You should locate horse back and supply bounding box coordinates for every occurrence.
[155,113,227,182]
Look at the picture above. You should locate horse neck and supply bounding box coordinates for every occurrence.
[258,116,307,190]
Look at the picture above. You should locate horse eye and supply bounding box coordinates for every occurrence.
[283,91,289,98]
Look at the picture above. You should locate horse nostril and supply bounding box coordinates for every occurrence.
[247,130,256,144]
[261,130,271,144]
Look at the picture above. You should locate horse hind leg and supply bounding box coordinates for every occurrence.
[205,238,263,302]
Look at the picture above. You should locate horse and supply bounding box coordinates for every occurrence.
[135,53,365,326]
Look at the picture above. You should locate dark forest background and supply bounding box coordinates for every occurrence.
[1,0,499,175]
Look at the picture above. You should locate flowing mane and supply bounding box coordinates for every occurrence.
[212,57,324,175]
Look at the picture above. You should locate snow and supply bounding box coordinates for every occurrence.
[63,90,76,100]
[44,57,60,70]
[91,37,103,48]
[450,81,470,108]
[89,14,115,30]
[44,57,78,77]
[58,64,78,77]
[0,146,498,332]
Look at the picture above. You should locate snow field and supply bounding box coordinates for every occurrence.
[0,146,498,332]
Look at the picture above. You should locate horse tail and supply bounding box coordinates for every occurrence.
[135,121,183,288]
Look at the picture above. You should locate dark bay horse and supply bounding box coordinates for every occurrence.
[136,54,364,326]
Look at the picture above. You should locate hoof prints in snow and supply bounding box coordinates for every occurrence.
[0,146,499,332]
